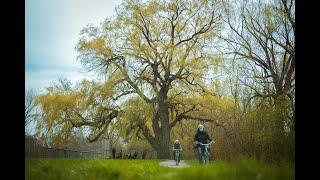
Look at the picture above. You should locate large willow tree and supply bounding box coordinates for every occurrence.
[75,0,222,158]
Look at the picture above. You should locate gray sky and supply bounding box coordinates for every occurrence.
[26,0,122,93]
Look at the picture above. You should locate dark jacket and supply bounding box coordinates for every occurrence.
[194,130,212,145]
[173,143,182,150]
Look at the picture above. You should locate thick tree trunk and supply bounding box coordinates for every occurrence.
[156,122,170,159]
[156,135,170,159]
[154,88,171,159]
[148,114,171,159]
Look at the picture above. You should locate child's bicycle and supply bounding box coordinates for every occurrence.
[173,149,181,165]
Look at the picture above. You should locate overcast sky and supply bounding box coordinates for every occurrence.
[26,0,122,93]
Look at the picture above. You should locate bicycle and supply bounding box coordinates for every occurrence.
[173,149,181,165]
[196,141,214,164]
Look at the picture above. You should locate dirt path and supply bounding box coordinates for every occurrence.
[159,160,189,168]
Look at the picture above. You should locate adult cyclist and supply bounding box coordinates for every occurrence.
[194,124,214,164]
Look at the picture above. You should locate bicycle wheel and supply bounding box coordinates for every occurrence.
[205,155,209,164]
[201,155,205,164]
[204,152,209,164]
[175,153,178,165]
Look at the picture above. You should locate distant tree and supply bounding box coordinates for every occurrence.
[25,89,39,127]
[217,0,295,135]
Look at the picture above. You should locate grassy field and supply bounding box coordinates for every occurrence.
[25,157,294,180]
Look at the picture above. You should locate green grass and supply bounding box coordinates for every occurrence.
[25,157,294,180]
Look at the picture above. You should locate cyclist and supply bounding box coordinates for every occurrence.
[194,124,213,164]
[172,140,183,163]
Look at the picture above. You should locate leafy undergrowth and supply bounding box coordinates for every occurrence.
[25,157,294,180]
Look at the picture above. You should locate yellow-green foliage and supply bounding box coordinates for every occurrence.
[117,97,154,137]
[78,37,114,56]
[166,91,294,163]
[169,93,235,159]
[35,92,82,140]
[120,98,153,123]
[76,0,221,86]
[34,78,120,147]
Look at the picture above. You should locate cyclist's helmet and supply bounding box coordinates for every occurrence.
[175,140,179,144]
[198,124,204,131]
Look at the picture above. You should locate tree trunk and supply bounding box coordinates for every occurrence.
[154,88,171,159]
[156,136,170,159]
[147,113,170,159]
[137,87,172,159]
[156,121,170,159]
[273,94,287,162]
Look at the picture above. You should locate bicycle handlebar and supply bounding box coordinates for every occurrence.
[196,141,214,146]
